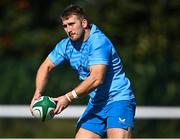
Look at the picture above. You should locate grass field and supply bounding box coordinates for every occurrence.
[0,119,76,138]
[0,119,180,138]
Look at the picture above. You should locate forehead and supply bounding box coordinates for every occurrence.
[62,15,81,24]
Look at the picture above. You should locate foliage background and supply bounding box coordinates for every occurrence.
[0,0,179,138]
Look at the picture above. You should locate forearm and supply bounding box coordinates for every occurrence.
[64,65,106,102]
[35,65,49,94]
[34,58,55,96]
[30,58,55,111]
[76,75,101,96]
[66,74,103,101]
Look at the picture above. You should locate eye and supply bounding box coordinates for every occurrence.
[69,22,75,26]
[63,24,67,28]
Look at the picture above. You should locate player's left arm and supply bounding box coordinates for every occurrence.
[70,64,107,97]
[53,64,107,114]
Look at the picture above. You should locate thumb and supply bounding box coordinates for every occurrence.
[51,97,58,102]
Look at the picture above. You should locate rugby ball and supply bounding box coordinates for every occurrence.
[32,96,56,121]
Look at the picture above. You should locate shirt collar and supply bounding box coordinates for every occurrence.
[84,24,98,42]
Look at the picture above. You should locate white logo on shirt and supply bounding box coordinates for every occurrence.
[119,117,126,123]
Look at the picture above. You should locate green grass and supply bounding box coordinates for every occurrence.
[0,119,77,138]
[1,119,180,138]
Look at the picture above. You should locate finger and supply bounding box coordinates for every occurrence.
[54,106,58,114]
[54,103,61,114]
[30,95,41,114]
[57,106,63,114]
[52,97,58,102]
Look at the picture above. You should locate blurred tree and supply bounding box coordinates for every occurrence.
[0,0,180,137]
[0,0,179,105]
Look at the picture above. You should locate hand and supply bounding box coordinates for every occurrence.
[52,95,71,114]
[30,93,41,113]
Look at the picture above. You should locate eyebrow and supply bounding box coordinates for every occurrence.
[62,21,75,27]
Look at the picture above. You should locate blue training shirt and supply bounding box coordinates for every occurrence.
[48,24,135,105]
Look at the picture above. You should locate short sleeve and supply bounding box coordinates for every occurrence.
[48,39,67,65]
[88,37,111,66]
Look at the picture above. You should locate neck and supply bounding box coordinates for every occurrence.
[83,27,91,41]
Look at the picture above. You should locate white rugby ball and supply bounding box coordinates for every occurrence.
[32,96,56,121]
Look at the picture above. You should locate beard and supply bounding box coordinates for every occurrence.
[68,30,85,42]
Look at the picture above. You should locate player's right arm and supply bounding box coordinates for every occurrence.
[30,57,56,111]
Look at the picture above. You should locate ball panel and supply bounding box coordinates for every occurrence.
[48,97,56,107]
[46,107,55,120]
[32,107,42,118]
[32,97,44,107]
[32,96,56,121]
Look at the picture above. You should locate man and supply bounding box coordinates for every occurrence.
[30,4,136,138]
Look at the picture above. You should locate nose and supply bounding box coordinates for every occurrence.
[66,26,72,33]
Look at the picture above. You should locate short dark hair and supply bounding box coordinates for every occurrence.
[61,4,86,19]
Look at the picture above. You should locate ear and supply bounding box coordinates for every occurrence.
[82,19,88,29]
